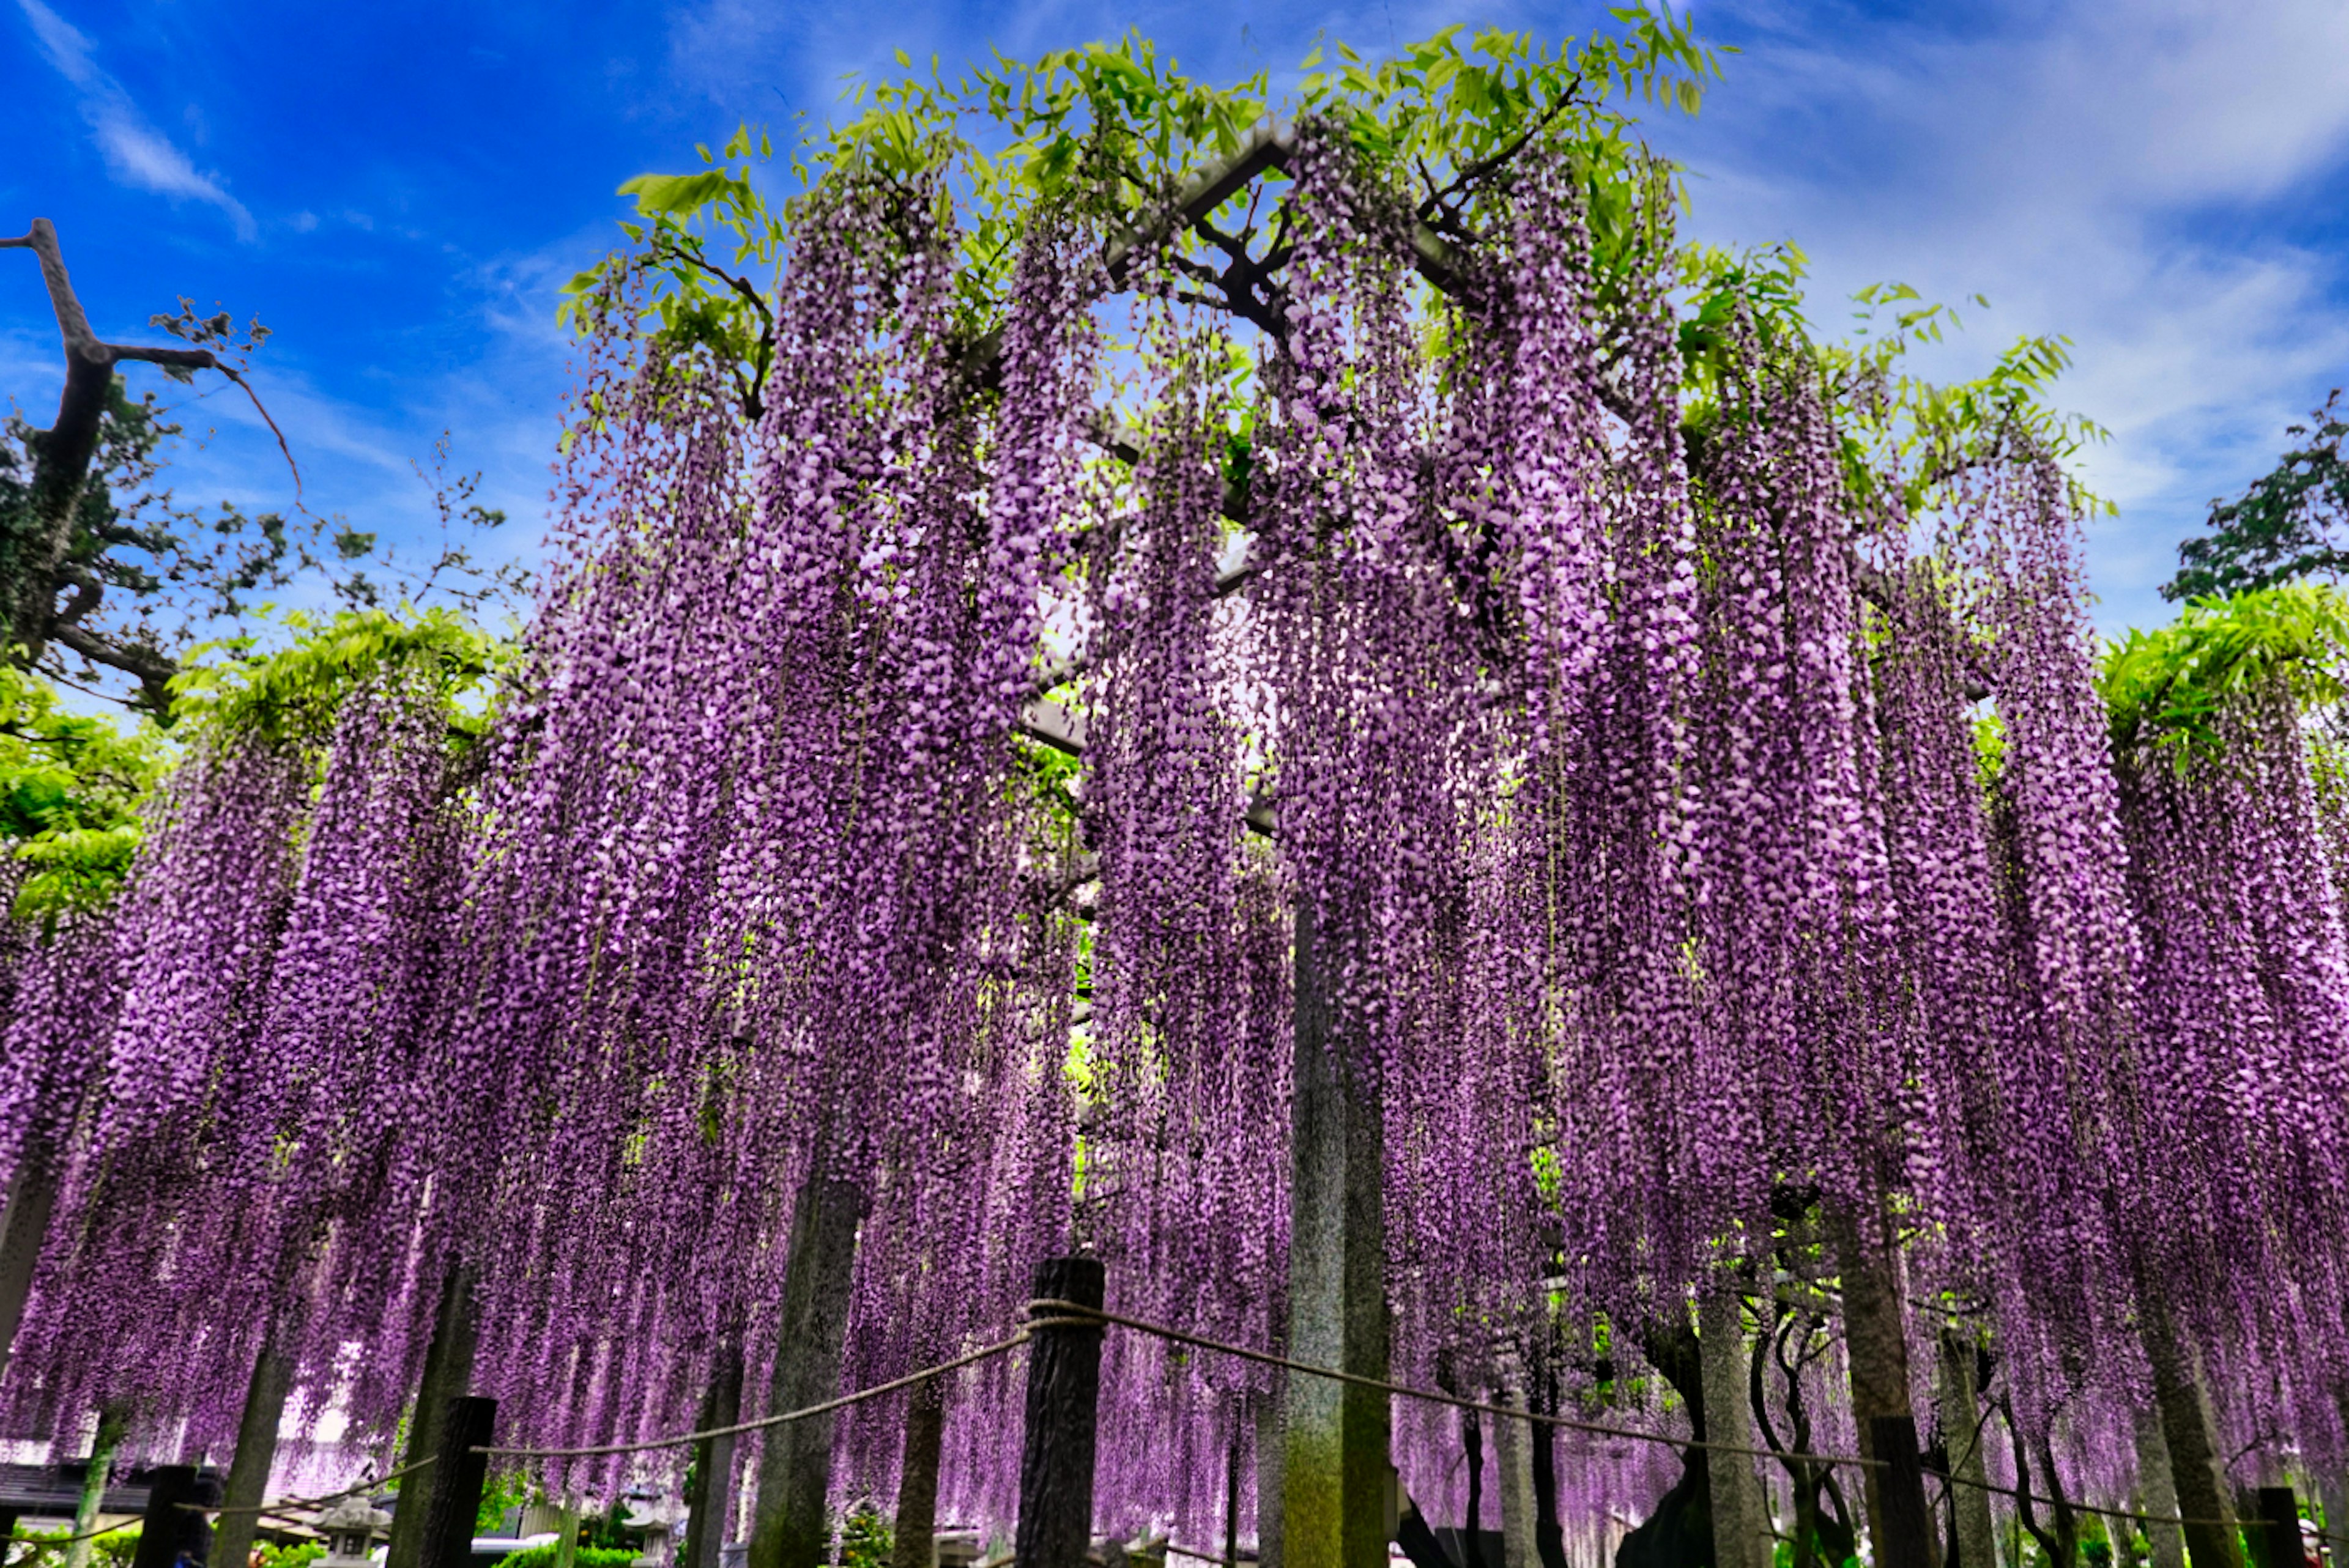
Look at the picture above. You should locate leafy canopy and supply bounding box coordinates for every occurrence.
[170,605,510,753]
[0,662,164,919]
[573,11,2101,532]
[2100,580,2349,763]
[2162,390,2349,602]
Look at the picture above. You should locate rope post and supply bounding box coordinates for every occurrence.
[1016,1256,1106,1568]
[129,1466,212,1568]
[2251,1486,2301,1568]
[414,1397,495,1568]
[1866,1417,1935,1568]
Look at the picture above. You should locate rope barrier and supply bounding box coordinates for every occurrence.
[1020,1299,1876,1474]
[184,1455,440,1517]
[1020,1299,2285,1542]
[472,1329,1036,1460]
[148,1288,2315,1553]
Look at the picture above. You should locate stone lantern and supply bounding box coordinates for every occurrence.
[316,1495,392,1568]
[626,1496,686,1568]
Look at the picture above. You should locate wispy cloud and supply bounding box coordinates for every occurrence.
[1648,0,2349,632]
[17,0,257,240]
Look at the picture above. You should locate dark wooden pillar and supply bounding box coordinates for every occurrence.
[129,1465,211,1568]
[2250,1486,2302,1568]
[385,1267,480,1568]
[1283,901,1389,1568]
[1015,1256,1107,1568]
[412,1397,495,1568]
[1868,1416,1936,1568]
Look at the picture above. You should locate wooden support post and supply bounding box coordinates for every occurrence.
[748,1169,864,1568]
[1014,1256,1106,1568]
[555,1504,581,1568]
[129,1465,210,1568]
[1254,1388,1286,1568]
[212,1341,295,1568]
[1830,1205,1936,1568]
[1281,902,1389,1568]
[685,1339,745,1568]
[894,1378,944,1568]
[1935,1332,1997,1568]
[2132,1407,2187,1568]
[0,1139,61,1389]
[406,1397,495,1568]
[1868,1416,1937,1568]
[1702,1295,1767,1568]
[385,1267,480,1568]
[2143,1303,2242,1568]
[1491,1361,1536,1568]
[2251,1487,2301,1568]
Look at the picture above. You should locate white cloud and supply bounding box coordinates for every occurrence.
[17,0,257,240]
[1647,0,2349,633]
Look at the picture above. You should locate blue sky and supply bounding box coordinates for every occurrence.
[9,0,2349,642]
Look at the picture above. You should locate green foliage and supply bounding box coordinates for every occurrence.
[2099,581,2349,761]
[837,1503,891,1568]
[1676,250,2109,523]
[489,1545,636,1568]
[476,1470,532,1535]
[5,1525,143,1568]
[2164,390,2349,602]
[570,13,1724,387]
[0,662,165,919]
[0,375,335,706]
[573,13,2101,533]
[1822,282,2109,519]
[169,605,509,753]
[256,1542,325,1568]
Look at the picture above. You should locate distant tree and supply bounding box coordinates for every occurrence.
[2163,390,2349,602]
[2,218,527,715]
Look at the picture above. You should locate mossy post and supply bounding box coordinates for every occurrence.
[1282,903,1390,1568]
[748,1168,864,1568]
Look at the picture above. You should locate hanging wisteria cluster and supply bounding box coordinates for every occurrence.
[7,81,2349,1568]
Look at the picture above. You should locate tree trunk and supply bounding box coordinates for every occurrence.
[2143,1303,2241,1568]
[385,1265,480,1568]
[893,1378,943,1568]
[1282,902,1390,1568]
[0,1135,62,1388]
[2132,1407,2186,1568]
[1828,1204,1935,1568]
[65,1407,128,1568]
[1935,1332,1996,1568]
[1493,1361,1537,1568]
[1702,1294,1767,1568]
[748,1167,864,1568]
[212,1339,296,1568]
[685,1337,746,1568]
